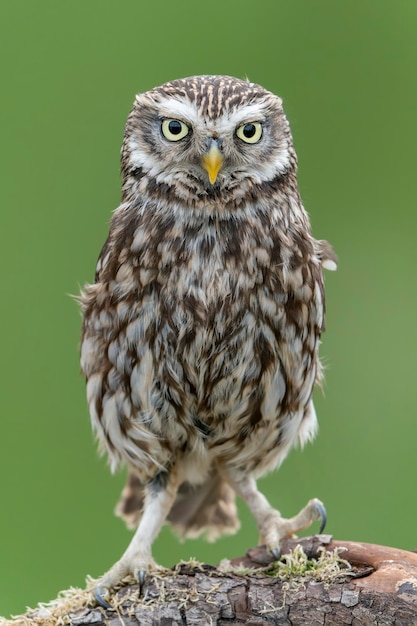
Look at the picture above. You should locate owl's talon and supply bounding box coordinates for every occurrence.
[316,501,327,534]
[94,587,112,610]
[136,568,147,595]
[270,547,280,560]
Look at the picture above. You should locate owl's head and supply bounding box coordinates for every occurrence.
[121,75,297,207]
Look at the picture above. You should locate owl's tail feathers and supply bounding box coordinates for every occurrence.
[167,473,240,541]
[114,470,145,530]
[115,469,240,541]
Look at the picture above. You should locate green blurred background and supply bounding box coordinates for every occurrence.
[1,0,416,617]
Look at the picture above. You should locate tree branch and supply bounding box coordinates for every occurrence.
[2,536,417,626]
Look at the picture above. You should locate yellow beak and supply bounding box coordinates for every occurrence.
[202,142,224,185]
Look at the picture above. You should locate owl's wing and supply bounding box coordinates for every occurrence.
[93,205,135,283]
[316,239,338,271]
[94,233,113,283]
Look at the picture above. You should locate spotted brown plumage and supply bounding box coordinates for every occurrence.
[80,75,337,606]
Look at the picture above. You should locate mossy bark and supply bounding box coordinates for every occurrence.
[4,537,417,626]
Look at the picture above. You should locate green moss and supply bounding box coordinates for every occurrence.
[220,544,354,586]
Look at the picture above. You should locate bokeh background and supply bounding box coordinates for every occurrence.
[1,0,416,617]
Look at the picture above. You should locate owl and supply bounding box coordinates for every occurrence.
[80,75,337,606]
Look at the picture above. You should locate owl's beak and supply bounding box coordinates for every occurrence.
[202,141,224,185]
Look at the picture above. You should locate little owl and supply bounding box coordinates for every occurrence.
[80,75,337,606]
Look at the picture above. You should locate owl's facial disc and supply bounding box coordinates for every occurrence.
[201,140,224,185]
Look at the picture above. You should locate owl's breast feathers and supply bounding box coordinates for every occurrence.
[81,199,333,479]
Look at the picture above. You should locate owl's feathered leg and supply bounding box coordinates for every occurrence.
[94,468,179,608]
[222,472,326,558]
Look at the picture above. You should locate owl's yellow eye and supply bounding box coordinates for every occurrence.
[161,119,190,141]
[236,122,263,144]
